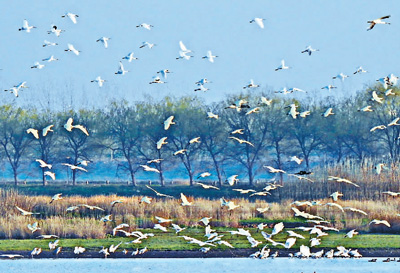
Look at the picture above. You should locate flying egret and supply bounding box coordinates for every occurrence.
[139,42,156,49]
[388,117,400,126]
[140,165,160,173]
[31,62,45,69]
[290,156,303,165]
[43,40,58,47]
[194,85,209,92]
[196,182,219,190]
[189,137,201,144]
[62,12,79,24]
[229,136,254,147]
[353,66,367,74]
[287,104,299,119]
[180,193,192,206]
[207,112,219,119]
[19,19,36,32]
[322,107,334,117]
[157,137,168,149]
[369,219,390,227]
[370,125,386,132]
[47,25,65,37]
[172,223,186,233]
[371,91,383,103]
[358,105,373,112]
[249,18,265,29]
[16,206,40,216]
[345,229,358,238]
[62,163,88,172]
[157,69,171,79]
[139,196,152,204]
[264,166,285,173]
[246,107,260,115]
[115,62,128,75]
[301,45,319,56]
[330,191,343,201]
[243,79,260,89]
[164,116,175,130]
[63,118,89,136]
[136,23,153,30]
[26,128,39,139]
[74,246,86,254]
[44,171,55,180]
[154,223,168,232]
[149,76,166,84]
[321,85,337,91]
[385,89,395,96]
[91,76,106,87]
[275,60,290,71]
[27,222,40,233]
[42,55,58,62]
[332,73,349,81]
[49,239,59,250]
[65,44,80,56]
[367,15,391,30]
[50,193,62,204]
[199,217,212,226]
[122,52,138,62]
[202,51,218,63]
[226,175,239,186]
[146,185,174,198]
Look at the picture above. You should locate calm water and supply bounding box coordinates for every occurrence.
[0,258,397,273]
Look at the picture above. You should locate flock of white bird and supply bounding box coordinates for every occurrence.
[1,12,398,260]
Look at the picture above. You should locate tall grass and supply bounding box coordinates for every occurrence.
[1,188,400,239]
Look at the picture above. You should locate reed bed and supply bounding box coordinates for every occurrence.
[1,189,400,239]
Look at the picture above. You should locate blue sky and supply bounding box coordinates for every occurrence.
[1,0,398,109]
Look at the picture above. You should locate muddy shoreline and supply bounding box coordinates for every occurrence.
[1,248,400,259]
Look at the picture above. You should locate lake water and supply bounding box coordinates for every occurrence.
[0,258,397,273]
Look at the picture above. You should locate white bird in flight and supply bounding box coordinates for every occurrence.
[19,19,36,32]
[122,52,138,62]
[65,44,80,56]
[249,18,265,29]
[62,12,79,24]
[202,51,218,63]
[275,60,290,71]
[301,46,319,56]
[91,76,106,87]
[64,118,89,136]
[115,62,128,75]
[96,37,111,48]
[367,15,391,31]
[136,23,153,30]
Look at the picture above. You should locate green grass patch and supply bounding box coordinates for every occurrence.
[0,227,399,251]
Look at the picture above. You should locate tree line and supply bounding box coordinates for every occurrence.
[1,83,398,187]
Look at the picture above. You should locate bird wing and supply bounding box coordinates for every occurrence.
[64,118,73,131]
[180,193,189,203]
[73,125,89,136]
[179,41,188,52]
[255,18,264,29]
[380,15,391,20]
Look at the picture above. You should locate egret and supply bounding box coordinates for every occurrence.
[172,223,186,233]
[199,217,212,226]
[50,193,62,204]
[140,165,160,173]
[324,202,345,213]
[31,62,45,69]
[260,97,273,106]
[36,159,52,169]
[115,62,128,75]
[180,193,192,206]
[157,69,171,79]
[345,229,358,238]
[249,18,265,29]
[49,240,59,250]
[369,219,391,227]
[195,78,210,85]
[202,51,218,63]
[322,107,334,117]
[62,163,88,172]
[229,136,254,146]
[109,242,122,253]
[47,25,65,37]
[164,116,175,130]
[264,165,285,173]
[196,182,219,190]
[140,196,152,204]
[275,60,290,71]
[321,85,337,91]
[189,137,201,144]
[371,91,384,103]
[149,76,166,84]
[27,222,40,233]
[370,125,386,132]
[147,158,163,164]
[385,89,395,96]
[154,223,167,232]
[43,40,58,47]
[146,185,174,198]
[353,66,367,74]
[207,112,219,119]
[27,128,39,139]
[290,156,303,165]
[91,76,106,87]
[332,73,349,81]
[122,52,138,62]
[100,215,113,223]
[99,247,110,258]
[330,191,343,201]
[388,117,400,126]
[64,118,89,136]
[194,85,209,92]
[286,230,305,239]
[37,234,59,239]
[16,206,40,216]
[256,206,269,213]
[65,44,80,56]
[231,129,244,135]
[375,163,387,175]
[243,79,259,89]
[245,107,260,115]
[157,137,168,149]
[111,199,123,207]
[358,105,373,112]
[226,175,239,186]
[136,23,153,30]
[300,111,311,118]
[42,55,58,62]
[382,191,400,197]
[301,45,319,56]
[74,246,86,254]
[328,176,359,187]
[139,42,156,49]
[62,12,79,24]
[343,206,368,215]
[31,248,42,257]
[19,19,36,32]
[367,15,391,30]
[287,103,299,119]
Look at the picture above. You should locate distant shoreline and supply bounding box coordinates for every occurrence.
[2,248,400,259]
